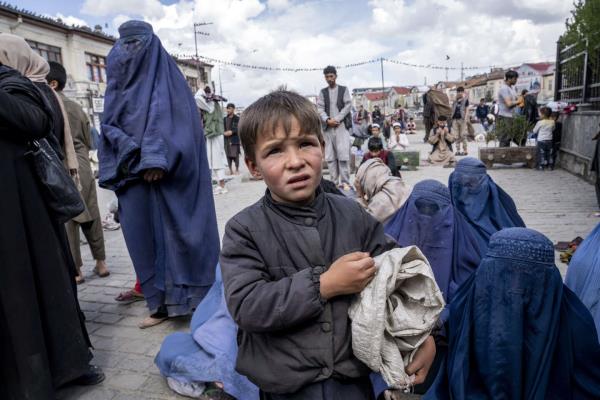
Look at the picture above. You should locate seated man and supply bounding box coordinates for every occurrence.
[427,116,456,167]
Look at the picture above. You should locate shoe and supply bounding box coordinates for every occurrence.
[213,186,223,195]
[220,187,229,194]
[71,365,105,386]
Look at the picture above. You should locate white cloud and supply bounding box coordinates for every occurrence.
[81,0,165,19]
[267,0,290,11]
[53,13,88,27]
[78,0,571,106]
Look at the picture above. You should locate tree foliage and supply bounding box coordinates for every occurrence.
[562,0,600,54]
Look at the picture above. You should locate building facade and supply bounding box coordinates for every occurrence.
[0,3,212,129]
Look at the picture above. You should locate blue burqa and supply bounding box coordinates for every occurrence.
[98,21,219,316]
[565,221,600,342]
[384,180,482,304]
[155,265,259,400]
[425,228,600,400]
[448,157,525,248]
[372,180,483,398]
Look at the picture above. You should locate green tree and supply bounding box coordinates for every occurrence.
[562,0,600,65]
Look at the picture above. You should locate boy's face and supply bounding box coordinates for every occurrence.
[393,126,401,134]
[246,117,324,205]
[372,127,380,136]
[437,120,447,128]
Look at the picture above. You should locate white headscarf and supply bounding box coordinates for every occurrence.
[356,158,411,223]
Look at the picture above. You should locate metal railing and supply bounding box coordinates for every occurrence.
[555,39,600,109]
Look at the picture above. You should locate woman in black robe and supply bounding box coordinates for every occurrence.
[0,59,102,399]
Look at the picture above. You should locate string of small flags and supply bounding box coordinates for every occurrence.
[173,53,498,72]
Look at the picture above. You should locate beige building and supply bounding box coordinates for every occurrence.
[0,3,212,128]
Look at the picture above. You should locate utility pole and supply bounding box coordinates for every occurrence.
[380,57,386,116]
[193,22,212,57]
[460,62,464,82]
[193,22,213,91]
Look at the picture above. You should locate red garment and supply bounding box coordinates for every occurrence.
[134,278,142,294]
[364,150,390,165]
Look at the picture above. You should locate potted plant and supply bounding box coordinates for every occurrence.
[480,115,537,168]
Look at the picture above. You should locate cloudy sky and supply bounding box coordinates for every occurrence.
[18,0,572,106]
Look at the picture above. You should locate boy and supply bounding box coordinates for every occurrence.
[220,90,435,399]
[389,122,409,151]
[532,107,555,170]
[428,115,456,167]
[451,86,469,156]
[407,117,416,134]
[362,136,400,177]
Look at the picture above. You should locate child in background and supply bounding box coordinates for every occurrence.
[407,117,417,134]
[550,111,562,169]
[427,115,456,167]
[220,90,435,399]
[389,122,410,151]
[362,136,400,177]
[532,106,555,170]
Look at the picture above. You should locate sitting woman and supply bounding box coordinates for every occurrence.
[448,157,525,248]
[388,122,410,150]
[362,136,399,176]
[372,180,484,399]
[427,116,456,167]
[565,221,600,342]
[425,228,600,399]
[354,158,410,224]
[155,265,259,400]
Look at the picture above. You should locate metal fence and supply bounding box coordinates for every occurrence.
[555,40,600,109]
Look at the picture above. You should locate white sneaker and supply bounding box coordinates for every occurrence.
[220,187,229,194]
[213,186,223,195]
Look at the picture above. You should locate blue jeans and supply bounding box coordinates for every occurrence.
[537,140,553,168]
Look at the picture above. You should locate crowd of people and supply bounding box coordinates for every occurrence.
[2,19,600,400]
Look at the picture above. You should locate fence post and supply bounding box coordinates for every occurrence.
[582,38,589,104]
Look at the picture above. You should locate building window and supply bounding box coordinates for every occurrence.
[85,53,107,83]
[186,76,198,93]
[26,40,62,63]
[201,68,208,84]
[548,80,553,92]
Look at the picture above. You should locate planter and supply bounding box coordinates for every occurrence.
[392,150,420,171]
[479,146,537,169]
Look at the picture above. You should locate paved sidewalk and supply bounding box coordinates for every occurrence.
[57,131,599,399]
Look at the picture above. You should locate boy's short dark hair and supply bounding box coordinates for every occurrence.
[368,136,383,151]
[456,86,465,92]
[323,65,337,75]
[238,90,323,161]
[437,115,448,121]
[480,98,485,102]
[539,106,551,118]
[505,70,519,80]
[226,103,235,109]
[47,61,67,91]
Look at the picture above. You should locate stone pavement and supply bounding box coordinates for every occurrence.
[56,130,599,400]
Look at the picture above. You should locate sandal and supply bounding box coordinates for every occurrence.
[114,289,144,303]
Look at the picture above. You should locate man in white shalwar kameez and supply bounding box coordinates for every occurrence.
[195,87,228,194]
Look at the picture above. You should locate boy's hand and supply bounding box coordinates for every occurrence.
[405,335,436,385]
[319,252,375,300]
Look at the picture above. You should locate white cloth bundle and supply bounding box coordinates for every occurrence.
[349,246,445,389]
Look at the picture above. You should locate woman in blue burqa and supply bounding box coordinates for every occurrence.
[448,157,525,248]
[98,21,219,328]
[155,265,258,400]
[425,227,600,400]
[372,180,483,399]
[565,221,600,342]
